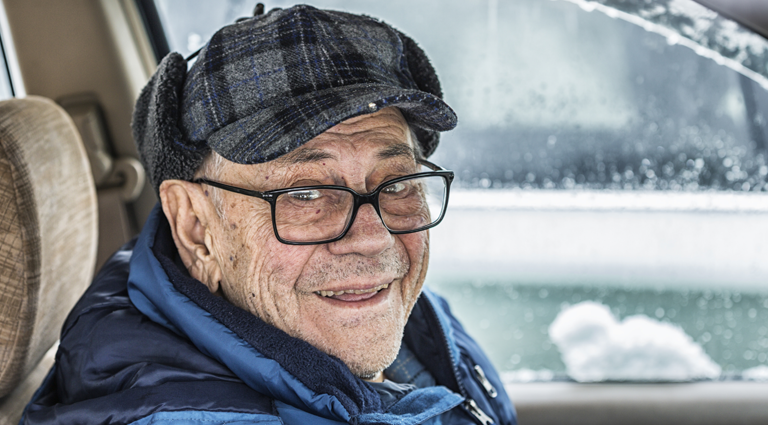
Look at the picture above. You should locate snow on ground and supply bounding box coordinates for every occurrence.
[429,190,768,291]
[501,369,556,384]
[548,301,721,382]
[742,365,768,381]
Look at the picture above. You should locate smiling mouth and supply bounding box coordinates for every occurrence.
[315,282,390,300]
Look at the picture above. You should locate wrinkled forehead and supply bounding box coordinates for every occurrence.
[277,108,416,161]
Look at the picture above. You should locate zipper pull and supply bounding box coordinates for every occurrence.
[473,365,498,398]
[464,398,495,425]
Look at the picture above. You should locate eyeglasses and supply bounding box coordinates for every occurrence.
[193,159,454,245]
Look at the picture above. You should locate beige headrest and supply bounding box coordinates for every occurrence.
[0,96,97,396]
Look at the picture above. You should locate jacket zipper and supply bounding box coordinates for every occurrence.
[464,399,495,425]
[423,297,495,425]
[473,365,498,398]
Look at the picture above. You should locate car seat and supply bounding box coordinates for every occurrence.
[0,96,97,423]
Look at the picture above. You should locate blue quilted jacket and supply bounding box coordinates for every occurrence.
[22,206,517,425]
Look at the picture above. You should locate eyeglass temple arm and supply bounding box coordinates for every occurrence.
[418,158,446,171]
[193,178,268,199]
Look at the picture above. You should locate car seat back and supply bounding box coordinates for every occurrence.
[0,96,97,422]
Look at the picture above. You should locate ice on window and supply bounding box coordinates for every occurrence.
[566,0,768,89]
[549,301,721,382]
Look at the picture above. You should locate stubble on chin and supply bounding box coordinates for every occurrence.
[287,249,414,378]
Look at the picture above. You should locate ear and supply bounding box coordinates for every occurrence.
[159,180,223,293]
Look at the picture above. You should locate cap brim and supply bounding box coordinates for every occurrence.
[206,83,457,164]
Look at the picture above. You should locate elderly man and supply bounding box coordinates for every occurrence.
[23,5,516,425]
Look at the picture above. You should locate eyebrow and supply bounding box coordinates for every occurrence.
[376,143,416,161]
[278,143,416,165]
[277,148,337,165]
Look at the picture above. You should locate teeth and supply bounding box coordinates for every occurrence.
[317,282,390,298]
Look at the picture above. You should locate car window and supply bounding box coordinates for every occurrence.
[153,0,768,382]
[0,34,15,100]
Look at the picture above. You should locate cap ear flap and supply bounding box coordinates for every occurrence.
[132,52,208,194]
[396,30,444,157]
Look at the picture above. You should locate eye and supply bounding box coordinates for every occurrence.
[382,181,408,194]
[289,189,322,201]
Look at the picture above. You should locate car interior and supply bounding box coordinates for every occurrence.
[0,0,767,424]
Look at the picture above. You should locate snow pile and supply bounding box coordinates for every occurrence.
[742,365,768,381]
[549,301,721,382]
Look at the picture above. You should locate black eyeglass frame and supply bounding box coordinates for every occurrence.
[193,159,455,245]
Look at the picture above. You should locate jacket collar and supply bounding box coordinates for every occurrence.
[128,205,463,424]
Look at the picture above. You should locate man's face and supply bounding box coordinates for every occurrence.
[201,108,429,378]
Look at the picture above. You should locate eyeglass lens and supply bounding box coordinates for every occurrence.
[273,175,448,243]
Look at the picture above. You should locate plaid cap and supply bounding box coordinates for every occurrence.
[132,5,457,193]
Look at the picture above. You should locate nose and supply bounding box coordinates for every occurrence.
[327,203,394,256]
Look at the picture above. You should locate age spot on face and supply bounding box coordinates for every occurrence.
[204,190,209,197]
[230,223,237,230]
